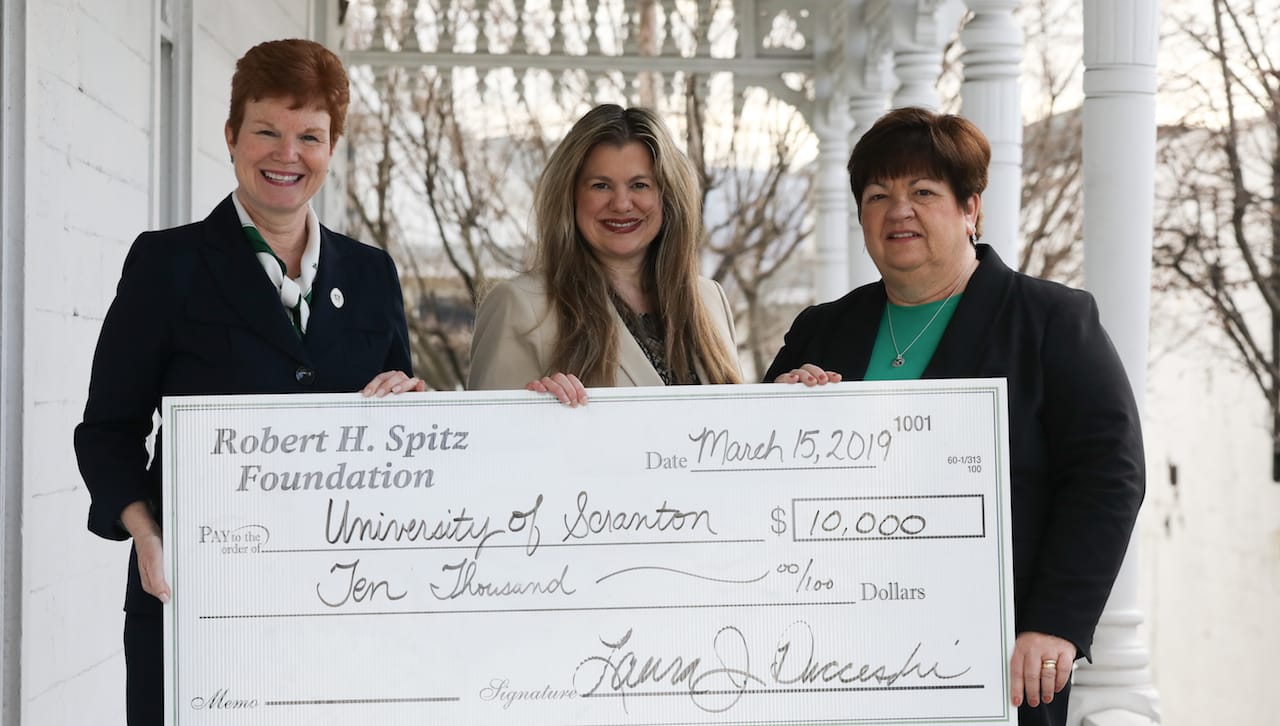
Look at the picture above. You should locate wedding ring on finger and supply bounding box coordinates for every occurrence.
[1041,659,1057,671]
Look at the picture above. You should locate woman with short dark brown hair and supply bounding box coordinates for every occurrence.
[768,106,1144,726]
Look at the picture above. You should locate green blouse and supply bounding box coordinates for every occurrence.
[864,295,962,380]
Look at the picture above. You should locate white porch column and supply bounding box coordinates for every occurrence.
[842,2,895,289]
[1074,0,1161,724]
[812,10,852,303]
[891,47,941,109]
[813,103,852,302]
[847,93,890,288]
[960,0,1022,265]
[314,0,347,227]
[0,2,26,723]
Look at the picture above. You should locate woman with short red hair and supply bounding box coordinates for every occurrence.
[74,39,424,725]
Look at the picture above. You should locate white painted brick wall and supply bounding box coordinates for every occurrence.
[24,2,313,724]
[23,0,154,720]
[1140,296,1280,726]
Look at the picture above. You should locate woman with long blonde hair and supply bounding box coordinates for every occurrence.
[469,104,741,401]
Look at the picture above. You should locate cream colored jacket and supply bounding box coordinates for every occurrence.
[467,272,741,390]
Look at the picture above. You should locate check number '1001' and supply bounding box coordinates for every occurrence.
[894,415,932,432]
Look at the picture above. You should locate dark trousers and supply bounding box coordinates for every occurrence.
[123,612,163,726]
[1019,680,1071,725]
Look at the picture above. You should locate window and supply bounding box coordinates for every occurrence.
[156,0,191,226]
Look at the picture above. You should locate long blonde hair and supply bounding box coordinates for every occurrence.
[533,104,740,386]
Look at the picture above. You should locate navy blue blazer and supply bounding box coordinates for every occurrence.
[75,195,414,614]
[765,244,1145,662]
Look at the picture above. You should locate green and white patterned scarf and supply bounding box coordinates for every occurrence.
[231,193,320,337]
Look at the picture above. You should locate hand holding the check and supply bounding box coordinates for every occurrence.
[361,369,426,397]
[773,363,842,386]
[526,372,589,407]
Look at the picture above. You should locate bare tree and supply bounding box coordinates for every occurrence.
[697,94,814,375]
[346,67,479,390]
[1015,0,1085,283]
[345,66,460,389]
[1152,0,1280,478]
[345,5,552,389]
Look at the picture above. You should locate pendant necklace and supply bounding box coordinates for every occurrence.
[886,271,967,368]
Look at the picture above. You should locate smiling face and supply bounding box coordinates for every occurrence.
[574,141,664,271]
[225,96,333,227]
[859,175,980,297]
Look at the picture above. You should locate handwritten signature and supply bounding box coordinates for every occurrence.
[573,626,761,713]
[573,621,971,713]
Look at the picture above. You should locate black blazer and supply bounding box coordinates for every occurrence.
[75,195,414,614]
[765,244,1144,660]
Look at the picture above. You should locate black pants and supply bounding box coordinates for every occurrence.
[123,612,163,726]
[1019,680,1071,725]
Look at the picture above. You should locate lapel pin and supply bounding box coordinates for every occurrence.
[330,287,345,309]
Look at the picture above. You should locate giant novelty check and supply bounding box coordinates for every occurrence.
[162,380,1014,726]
